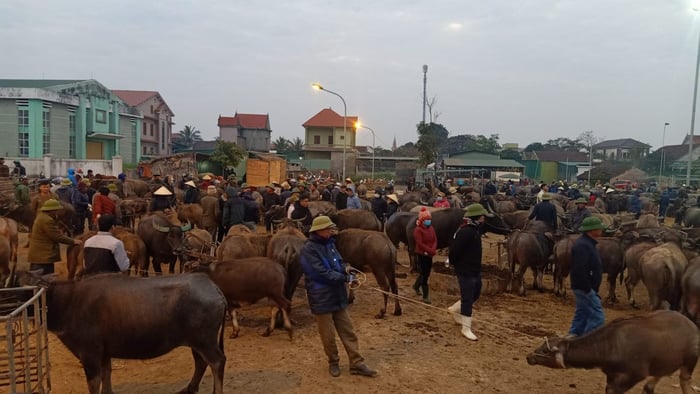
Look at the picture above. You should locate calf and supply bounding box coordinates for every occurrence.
[18,272,226,394]
[527,310,699,394]
[189,257,293,339]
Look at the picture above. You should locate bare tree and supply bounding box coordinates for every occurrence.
[577,130,601,151]
[426,96,440,123]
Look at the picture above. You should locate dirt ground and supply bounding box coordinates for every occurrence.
[10,231,698,394]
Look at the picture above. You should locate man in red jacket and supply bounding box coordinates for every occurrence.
[412,207,437,304]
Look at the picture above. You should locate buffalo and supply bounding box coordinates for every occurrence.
[17,271,227,394]
[334,209,382,231]
[683,207,700,227]
[267,224,306,302]
[639,242,688,310]
[623,241,658,308]
[137,213,190,275]
[66,226,147,278]
[216,230,271,261]
[385,212,417,248]
[507,220,553,296]
[527,310,698,394]
[335,229,402,318]
[682,257,700,326]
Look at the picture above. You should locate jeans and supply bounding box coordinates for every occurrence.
[569,289,605,336]
[457,274,482,317]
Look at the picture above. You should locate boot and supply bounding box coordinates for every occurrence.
[460,316,477,341]
[447,301,461,325]
[412,276,422,296]
[421,285,431,304]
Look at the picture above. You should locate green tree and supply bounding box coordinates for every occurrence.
[177,125,203,149]
[290,137,304,158]
[500,148,522,160]
[209,140,245,176]
[416,122,449,166]
[524,142,544,152]
[272,137,290,154]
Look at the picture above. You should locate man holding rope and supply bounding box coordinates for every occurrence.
[299,215,377,378]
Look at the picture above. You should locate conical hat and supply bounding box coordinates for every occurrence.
[154,186,173,196]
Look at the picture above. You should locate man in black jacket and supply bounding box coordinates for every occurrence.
[447,203,492,341]
[528,192,558,231]
[568,216,605,336]
[299,216,376,378]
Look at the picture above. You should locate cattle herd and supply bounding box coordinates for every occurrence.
[4,177,700,392]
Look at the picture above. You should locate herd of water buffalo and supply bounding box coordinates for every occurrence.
[3,180,700,392]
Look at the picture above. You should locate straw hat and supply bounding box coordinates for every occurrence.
[386,194,399,204]
[185,180,196,188]
[202,175,212,180]
[154,186,173,196]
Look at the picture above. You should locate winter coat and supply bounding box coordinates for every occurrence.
[570,233,602,293]
[200,195,221,229]
[528,200,558,231]
[28,211,75,263]
[413,224,437,257]
[300,234,348,315]
[449,221,482,276]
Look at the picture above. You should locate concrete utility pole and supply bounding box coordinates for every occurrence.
[422,65,428,124]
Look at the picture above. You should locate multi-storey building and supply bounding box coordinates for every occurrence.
[112,90,174,159]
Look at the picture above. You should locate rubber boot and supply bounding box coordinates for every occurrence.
[412,275,422,296]
[460,316,477,341]
[421,285,431,304]
[447,301,461,325]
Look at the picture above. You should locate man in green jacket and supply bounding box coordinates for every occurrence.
[14,175,30,206]
[28,199,81,274]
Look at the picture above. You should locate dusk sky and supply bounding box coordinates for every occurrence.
[3,1,700,151]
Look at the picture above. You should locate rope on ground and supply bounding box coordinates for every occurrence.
[345,267,543,341]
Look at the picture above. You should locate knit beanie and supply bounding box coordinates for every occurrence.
[416,206,431,225]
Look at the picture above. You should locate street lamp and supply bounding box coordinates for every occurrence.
[660,122,669,184]
[312,83,347,180]
[688,4,700,186]
[355,122,376,181]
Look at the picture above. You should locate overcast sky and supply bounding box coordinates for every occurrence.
[2,1,700,151]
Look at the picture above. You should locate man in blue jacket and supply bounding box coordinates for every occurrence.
[300,216,377,378]
[568,216,606,336]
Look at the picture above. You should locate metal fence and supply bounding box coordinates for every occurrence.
[0,286,50,394]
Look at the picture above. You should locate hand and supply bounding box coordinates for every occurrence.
[73,240,82,245]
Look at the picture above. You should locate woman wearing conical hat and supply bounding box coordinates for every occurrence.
[150,186,174,214]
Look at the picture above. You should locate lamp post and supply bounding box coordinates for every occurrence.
[312,83,347,180]
[688,4,700,186]
[660,122,669,184]
[355,122,376,181]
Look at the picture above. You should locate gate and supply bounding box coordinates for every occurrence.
[0,287,50,393]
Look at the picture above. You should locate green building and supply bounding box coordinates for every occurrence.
[0,79,141,164]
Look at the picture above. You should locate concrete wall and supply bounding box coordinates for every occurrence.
[0,99,18,157]
[240,129,270,152]
[49,102,71,158]
[220,126,237,143]
[6,155,122,178]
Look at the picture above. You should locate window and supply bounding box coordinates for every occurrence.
[42,110,50,154]
[150,124,154,136]
[150,146,154,154]
[313,135,320,144]
[340,135,344,140]
[95,109,107,124]
[18,108,29,157]
[328,135,333,145]
[69,113,76,158]
[143,146,147,155]
[161,127,165,150]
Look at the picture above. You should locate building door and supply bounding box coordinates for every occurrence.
[86,141,103,159]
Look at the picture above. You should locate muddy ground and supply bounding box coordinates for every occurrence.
[9,231,698,393]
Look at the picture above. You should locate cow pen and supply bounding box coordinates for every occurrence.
[0,286,50,394]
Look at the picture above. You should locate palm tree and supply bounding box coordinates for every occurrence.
[272,137,290,153]
[177,125,203,150]
[290,137,304,158]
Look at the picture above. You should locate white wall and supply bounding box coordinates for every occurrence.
[10,155,122,178]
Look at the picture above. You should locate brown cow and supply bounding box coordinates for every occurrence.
[16,271,227,394]
[216,230,271,261]
[178,203,203,229]
[119,197,149,230]
[66,227,147,278]
[184,228,214,256]
[334,229,402,318]
[188,257,293,339]
[267,225,306,302]
[527,310,698,394]
[682,257,700,326]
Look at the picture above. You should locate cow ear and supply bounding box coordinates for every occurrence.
[554,351,566,369]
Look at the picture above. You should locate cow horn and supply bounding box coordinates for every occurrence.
[554,351,566,369]
[151,219,170,233]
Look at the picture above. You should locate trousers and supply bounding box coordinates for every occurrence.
[569,289,605,336]
[314,308,364,366]
[416,254,433,286]
[457,274,482,317]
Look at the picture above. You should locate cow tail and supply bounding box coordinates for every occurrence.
[218,302,226,352]
[667,261,680,310]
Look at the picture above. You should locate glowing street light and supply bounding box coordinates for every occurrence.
[355,121,376,181]
[312,83,347,180]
